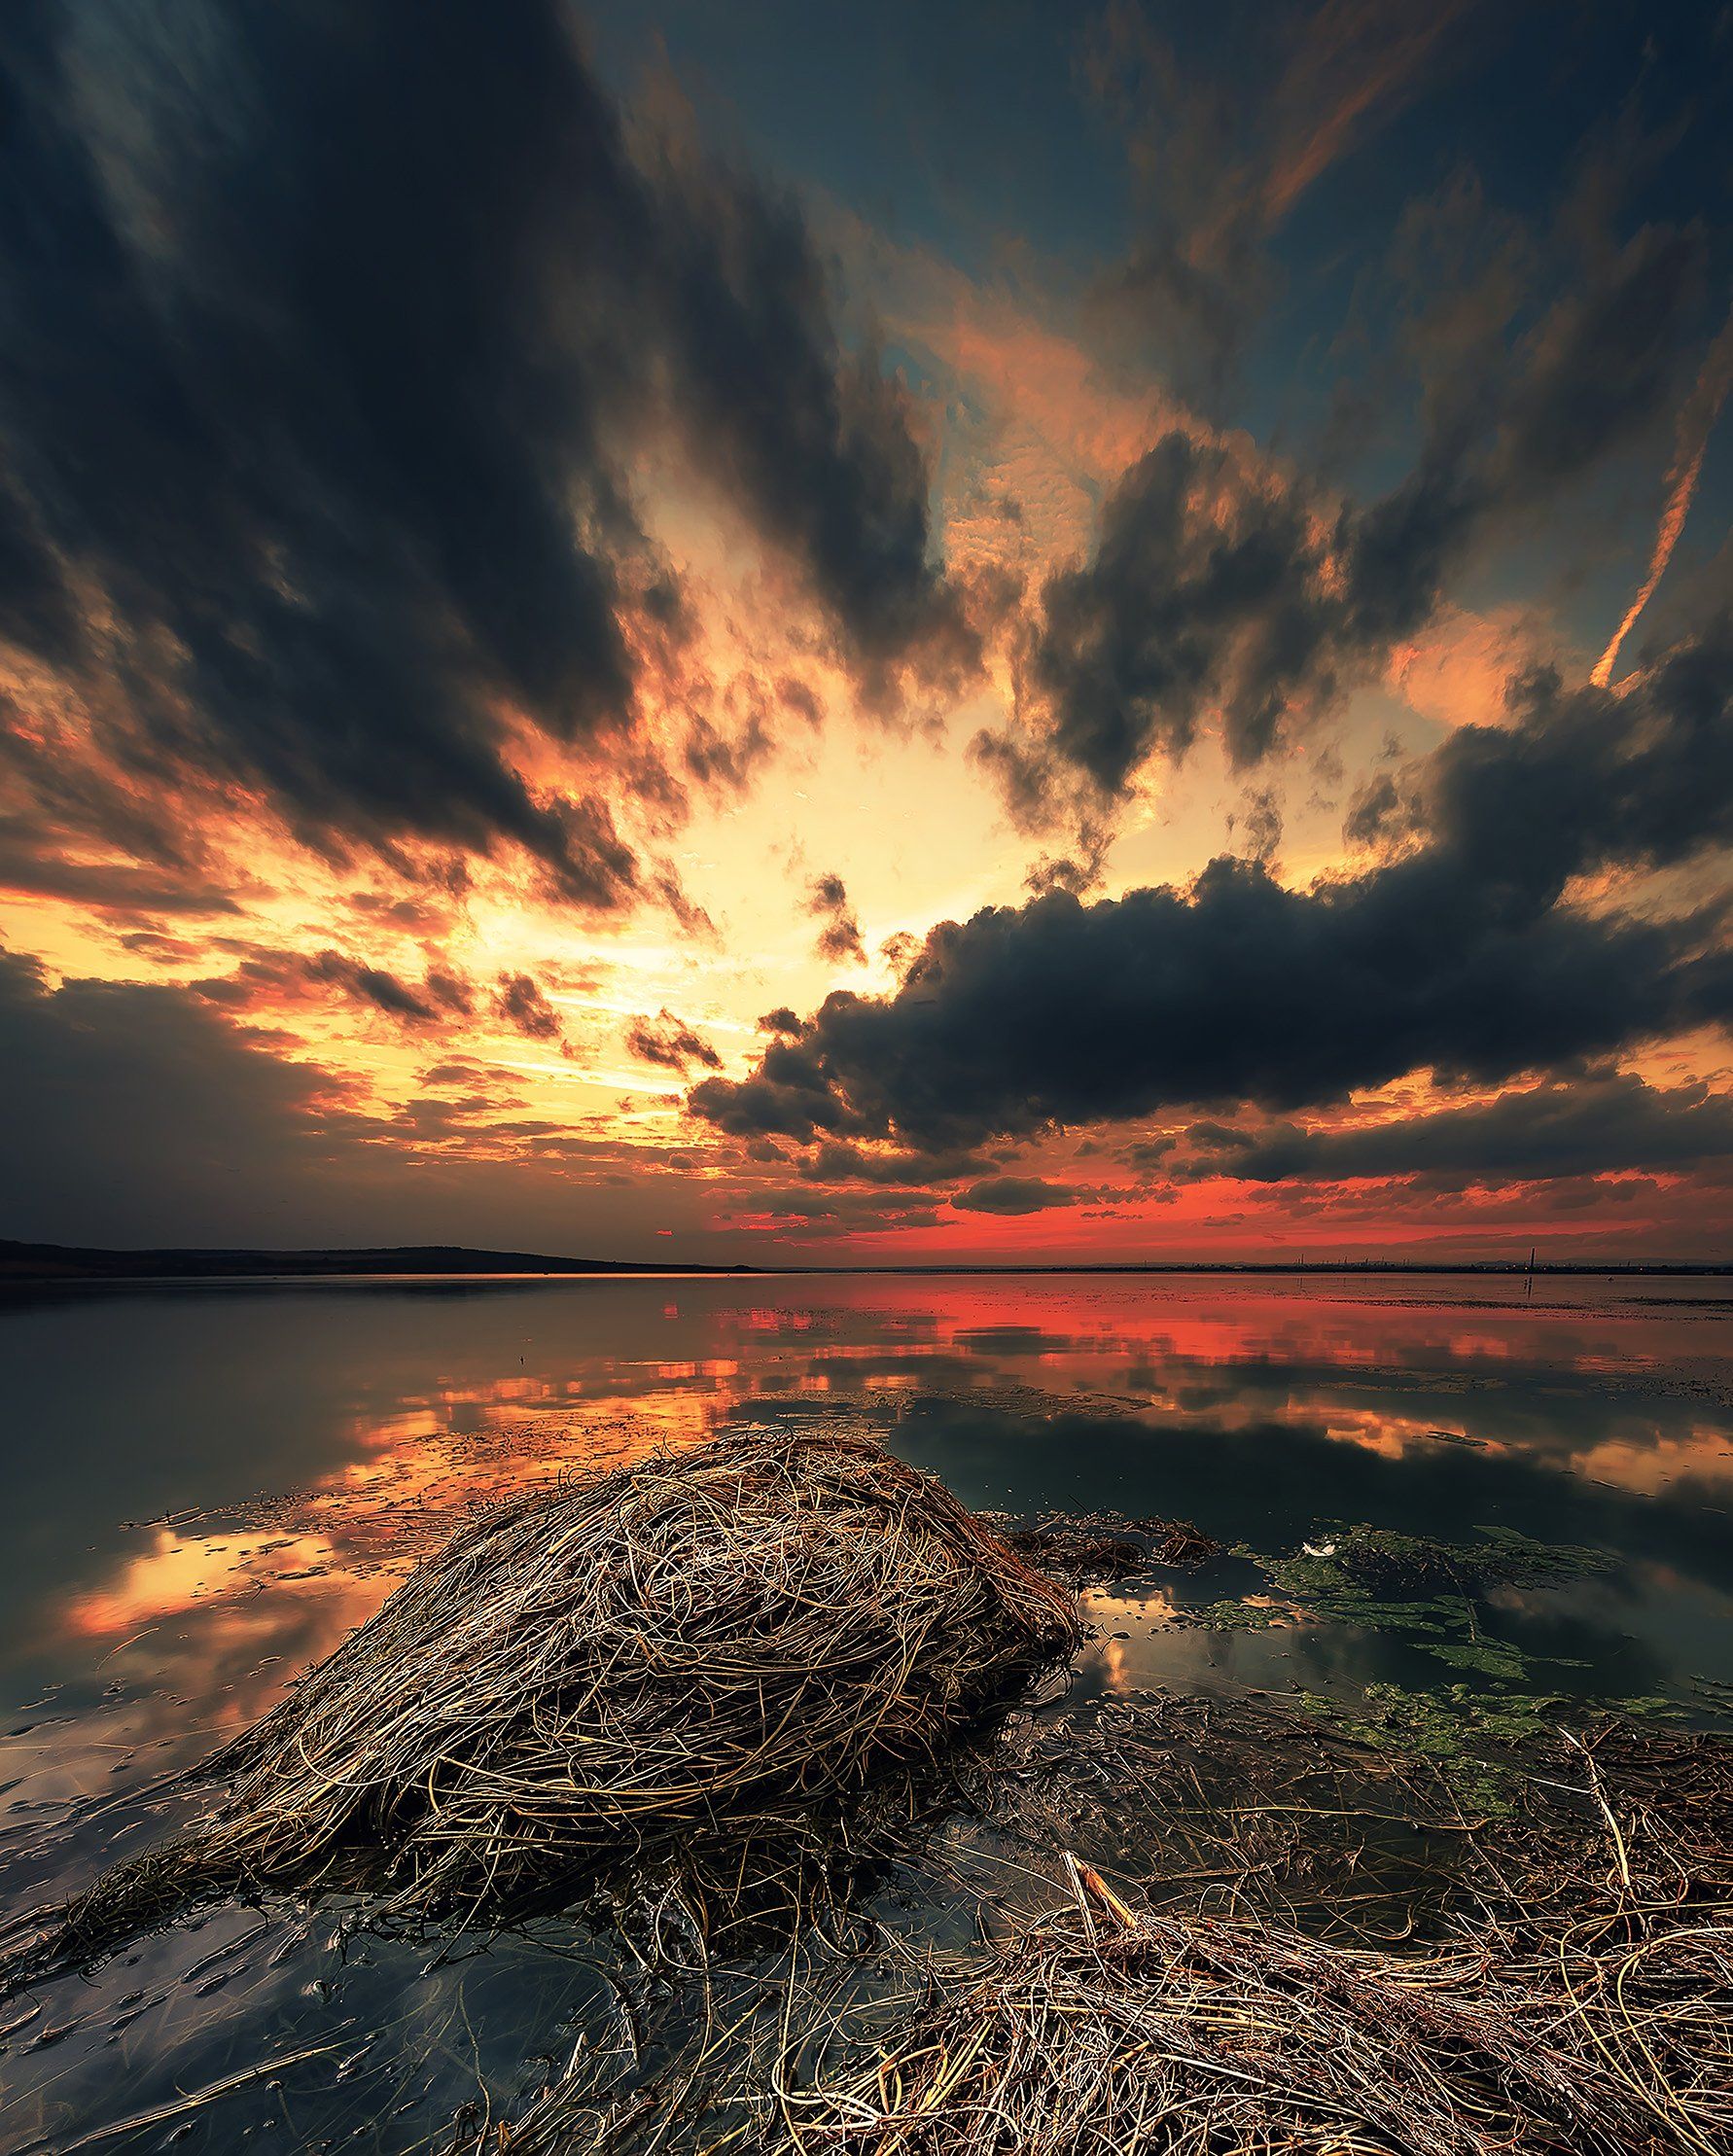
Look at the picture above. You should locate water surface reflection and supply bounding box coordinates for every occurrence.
[0,1273,1728,2150]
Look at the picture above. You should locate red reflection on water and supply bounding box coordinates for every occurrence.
[42,1276,1733,1681]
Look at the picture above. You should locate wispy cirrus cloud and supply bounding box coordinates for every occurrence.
[1594,309,1733,686]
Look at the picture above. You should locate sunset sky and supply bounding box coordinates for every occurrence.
[2,0,1731,1264]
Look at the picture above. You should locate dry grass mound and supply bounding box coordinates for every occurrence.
[789,1747,1733,2156]
[4,1429,1079,1987]
[466,1715,1733,2156]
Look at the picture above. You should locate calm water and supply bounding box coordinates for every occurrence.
[1,1272,1730,2151]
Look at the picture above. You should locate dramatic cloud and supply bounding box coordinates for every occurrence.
[492,973,563,1043]
[953,1176,1078,1215]
[0,0,961,901]
[1349,617,1733,881]
[807,872,867,965]
[1084,0,1486,388]
[1,2,1728,1261]
[1180,1075,1733,1191]
[0,946,367,1241]
[626,1011,723,1072]
[197,949,474,1027]
[801,1141,996,1186]
[694,619,1733,1150]
[0,944,717,1250]
[1008,211,1712,797]
[0,816,243,919]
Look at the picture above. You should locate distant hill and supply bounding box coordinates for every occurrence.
[1,1241,1725,1285]
[0,1240,755,1282]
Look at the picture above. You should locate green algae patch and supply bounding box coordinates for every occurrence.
[1185,1597,1290,1631]
[1292,1679,1688,1816]
[1185,1522,1614,1643]
[1266,1522,1613,1601]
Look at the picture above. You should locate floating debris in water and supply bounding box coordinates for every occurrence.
[997,1510,1223,1583]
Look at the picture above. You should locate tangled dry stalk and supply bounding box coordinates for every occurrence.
[785,1731,1733,2156]
[2,1429,1079,1989]
[465,1714,1733,2156]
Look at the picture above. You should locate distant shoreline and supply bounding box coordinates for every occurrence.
[1,1238,1727,1286]
[0,1240,757,1284]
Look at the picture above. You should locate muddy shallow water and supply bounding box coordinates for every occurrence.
[1,1272,1730,2151]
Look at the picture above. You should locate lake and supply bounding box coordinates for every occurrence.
[1,1271,1729,2151]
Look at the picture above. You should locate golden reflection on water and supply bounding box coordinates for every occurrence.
[40,1278,1733,1688]
[46,1396,690,1664]
[1575,1427,1733,1495]
[4,1279,1729,2156]
[65,1527,361,1638]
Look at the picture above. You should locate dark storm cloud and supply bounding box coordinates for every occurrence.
[197,948,474,1027]
[952,1176,1077,1216]
[695,870,1721,1148]
[807,872,867,965]
[643,153,969,692]
[626,1011,723,1072]
[1023,435,1326,781]
[0,0,959,899]
[1017,197,1713,795]
[1352,618,1733,880]
[492,973,563,1043]
[0,945,368,1241]
[693,617,1733,1150]
[1183,1074,1733,1190]
[0,944,702,1248]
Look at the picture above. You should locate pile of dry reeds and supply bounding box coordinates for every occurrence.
[3,1430,1079,1987]
[786,1733,1733,2156]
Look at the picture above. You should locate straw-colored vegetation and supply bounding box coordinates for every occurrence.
[784,1731,1733,2156]
[8,1418,1730,2156]
[0,1429,1079,1989]
[470,1701,1733,2156]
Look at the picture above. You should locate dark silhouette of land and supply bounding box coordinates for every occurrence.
[0,1240,755,1283]
[1,1239,1726,1285]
